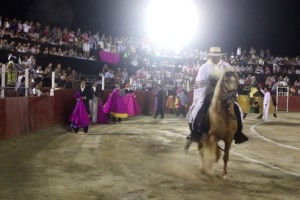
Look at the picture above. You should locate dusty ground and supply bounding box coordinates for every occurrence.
[0,112,300,200]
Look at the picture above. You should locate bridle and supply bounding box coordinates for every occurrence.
[220,73,238,119]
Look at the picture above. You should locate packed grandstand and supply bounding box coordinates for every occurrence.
[0,16,300,96]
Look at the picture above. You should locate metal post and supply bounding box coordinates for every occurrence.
[1,64,6,98]
[287,86,289,112]
[276,86,278,113]
[102,75,105,90]
[50,71,55,96]
[25,68,29,97]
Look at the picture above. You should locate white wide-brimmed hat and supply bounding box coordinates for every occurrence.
[207,47,226,56]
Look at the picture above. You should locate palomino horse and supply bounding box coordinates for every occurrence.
[198,70,239,179]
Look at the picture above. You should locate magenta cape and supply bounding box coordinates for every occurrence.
[123,93,141,116]
[97,100,109,124]
[99,50,120,64]
[103,89,128,118]
[69,92,90,128]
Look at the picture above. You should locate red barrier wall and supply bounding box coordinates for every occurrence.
[28,96,54,131]
[1,90,299,141]
[0,98,29,140]
[135,90,154,115]
[278,96,300,112]
[0,99,6,140]
[288,96,300,112]
[54,90,76,124]
[5,97,29,138]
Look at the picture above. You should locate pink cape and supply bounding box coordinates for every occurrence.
[97,100,109,124]
[69,92,90,128]
[123,93,141,116]
[103,89,128,118]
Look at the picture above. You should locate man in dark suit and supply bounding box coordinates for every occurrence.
[154,84,165,119]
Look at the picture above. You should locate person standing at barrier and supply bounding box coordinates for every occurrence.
[32,79,48,96]
[176,88,189,117]
[260,86,271,121]
[165,86,176,114]
[78,80,91,132]
[89,80,102,124]
[103,84,128,123]
[17,76,26,97]
[153,84,165,119]
[69,91,90,134]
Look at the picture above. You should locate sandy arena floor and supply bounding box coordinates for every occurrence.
[0,112,299,200]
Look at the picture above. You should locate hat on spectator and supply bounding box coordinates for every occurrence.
[207,47,226,57]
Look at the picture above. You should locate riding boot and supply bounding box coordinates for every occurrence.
[243,113,247,119]
[273,113,277,118]
[186,113,205,144]
[234,104,249,144]
[184,123,194,154]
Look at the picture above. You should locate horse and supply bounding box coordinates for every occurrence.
[198,69,239,179]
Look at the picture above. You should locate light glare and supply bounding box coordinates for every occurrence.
[146,0,199,51]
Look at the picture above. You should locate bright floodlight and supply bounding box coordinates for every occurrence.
[146,0,199,50]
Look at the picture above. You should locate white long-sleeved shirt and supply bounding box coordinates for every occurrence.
[260,88,270,106]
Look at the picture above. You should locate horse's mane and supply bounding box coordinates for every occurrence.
[211,69,239,108]
[211,69,238,112]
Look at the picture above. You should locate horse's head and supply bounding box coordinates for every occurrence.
[220,70,239,104]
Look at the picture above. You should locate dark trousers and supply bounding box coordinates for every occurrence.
[176,106,186,117]
[155,103,164,118]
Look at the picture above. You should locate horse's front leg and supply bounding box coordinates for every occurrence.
[222,141,231,179]
[198,141,205,172]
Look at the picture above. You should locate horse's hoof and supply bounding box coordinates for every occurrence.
[200,167,206,174]
[223,174,227,179]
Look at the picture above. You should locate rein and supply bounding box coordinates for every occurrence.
[220,81,237,120]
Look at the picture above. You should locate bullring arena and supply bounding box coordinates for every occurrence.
[0,111,299,200]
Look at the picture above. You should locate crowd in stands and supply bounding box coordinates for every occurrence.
[0,16,300,97]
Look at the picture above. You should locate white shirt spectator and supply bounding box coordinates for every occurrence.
[83,42,90,52]
[237,47,242,56]
[32,88,42,96]
[98,40,104,50]
[105,71,114,78]
[23,22,31,33]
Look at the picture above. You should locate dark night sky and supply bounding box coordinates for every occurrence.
[1,0,300,56]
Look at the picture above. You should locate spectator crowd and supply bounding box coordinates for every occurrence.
[0,16,300,97]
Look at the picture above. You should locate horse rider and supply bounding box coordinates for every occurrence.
[186,47,249,150]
